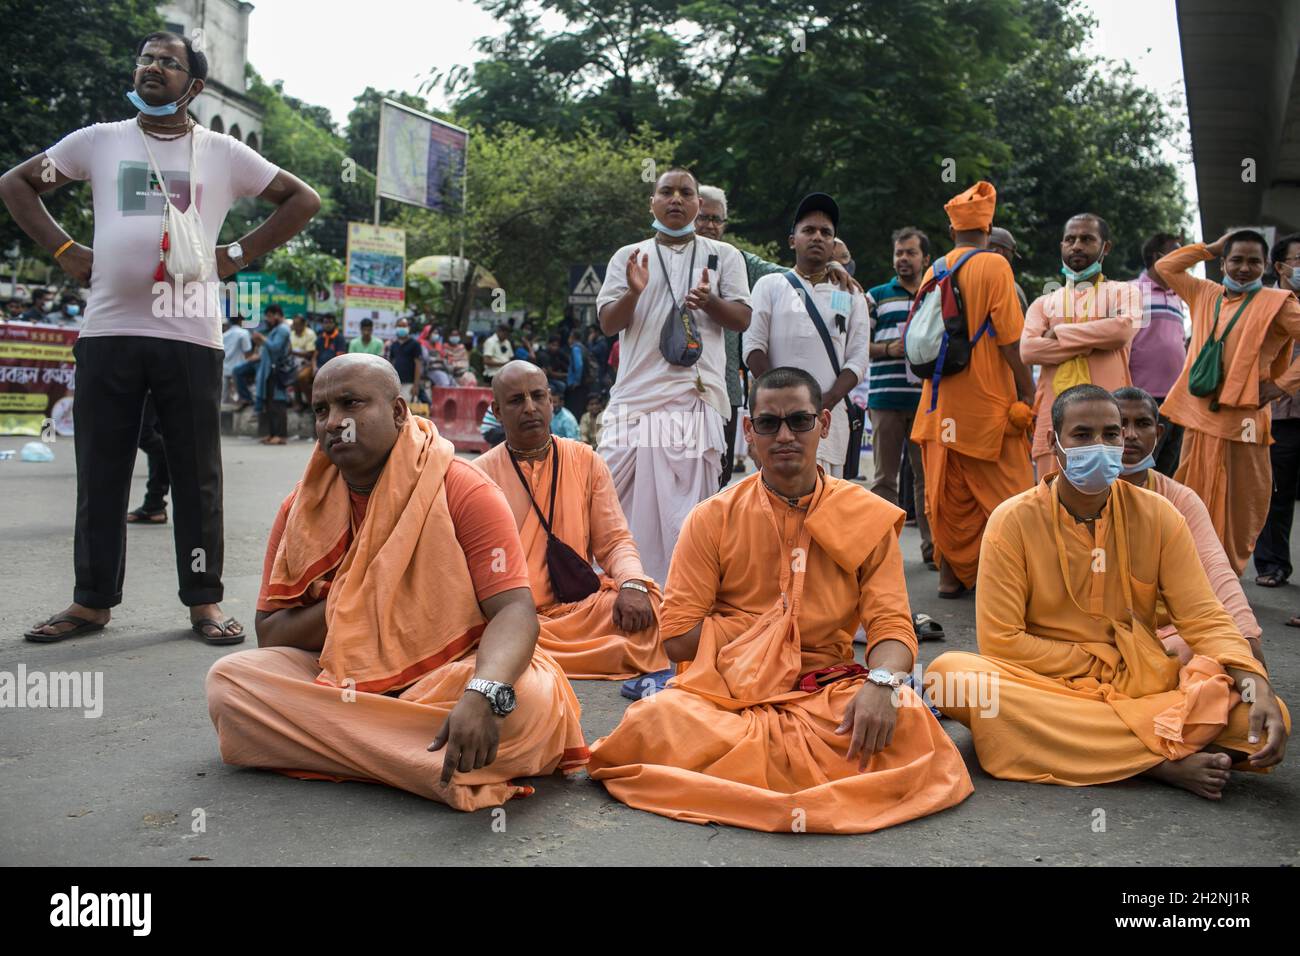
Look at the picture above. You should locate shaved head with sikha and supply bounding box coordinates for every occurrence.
[311,353,407,486]
[492,359,553,450]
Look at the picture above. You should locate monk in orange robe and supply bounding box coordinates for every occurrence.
[1156,230,1300,576]
[1021,213,1142,478]
[473,361,668,680]
[588,367,973,833]
[1114,386,1265,666]
[206,355,588,811]
[928,385,1288,800]
[910,181,1037,598]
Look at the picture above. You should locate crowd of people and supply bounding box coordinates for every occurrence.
[0,29,1292,836]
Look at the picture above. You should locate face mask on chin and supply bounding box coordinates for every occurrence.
[1119,451,1155,476]
[1223,273,1263,294]
[1056,437,1124,495]
[1060,259,1103,282]
[652,217,695,238]
[127,80,195,117]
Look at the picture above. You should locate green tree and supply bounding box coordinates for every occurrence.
[0,0,164,252]
[263,240,345,300]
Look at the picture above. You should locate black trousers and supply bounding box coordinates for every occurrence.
[72,336,224,608]
[259,399,288,439]
[1254,418,1300,581]
[721,404,740,489]
[1153,412,1183,477]
[137,393,170,513]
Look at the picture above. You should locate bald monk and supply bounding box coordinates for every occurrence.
[1020,213,1142,478]
[910,181,1037,598]
[1156,230,1300,575]
[927,385,1288,801]
[473,361,668,680]
[206,354,589,810]
[1115,386,1265,667]
[588,367,973,833]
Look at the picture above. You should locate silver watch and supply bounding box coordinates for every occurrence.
[620,580,650,594]
[866,667,903,689]
[466,677,516,716]
[227,241,246,268]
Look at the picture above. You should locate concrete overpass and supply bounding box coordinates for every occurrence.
[1177,0,1300,248]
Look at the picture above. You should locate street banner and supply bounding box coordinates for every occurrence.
[376,99,468,212]
[0,322,77,436]
[344,222,406,340]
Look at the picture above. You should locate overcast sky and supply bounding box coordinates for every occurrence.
[245,0,1198,234]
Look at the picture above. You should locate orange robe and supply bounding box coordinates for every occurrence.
[926,477,1287,786]
[1143,470,1262,653]
[206,417,589,811]
[1156,242,1300,575]
[910,247,1034,587]
[473,438,669,680]
[588,472,973,833]
[1020,278,1141,477]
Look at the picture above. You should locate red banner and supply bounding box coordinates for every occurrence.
[0,322,77,436]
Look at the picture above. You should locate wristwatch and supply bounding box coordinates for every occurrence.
[866,667,904,689]
[227,241,246,269]
[620,580,650,594]
[466,678,516,716]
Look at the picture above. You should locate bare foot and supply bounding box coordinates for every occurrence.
[1144,751,1232,800]
[26,602,110,639]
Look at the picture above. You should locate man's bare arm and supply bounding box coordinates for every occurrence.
[663,621,703,662]
[254,602,327,651]
[472,586,538,684]
[745,349,771,377]
[217,170,320,277]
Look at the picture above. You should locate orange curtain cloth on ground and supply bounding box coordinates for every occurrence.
[911,246,1033,587]
[587,472,973,834]
[1021,279,1142,478]
[473,437,669,680]
[206,417,589,811]
[1156,242,1300,575]
[926,477,1287,786]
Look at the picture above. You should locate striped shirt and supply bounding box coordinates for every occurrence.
[866,276,921,410]
[1129,270,1188,400]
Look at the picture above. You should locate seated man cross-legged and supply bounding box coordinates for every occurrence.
[206,354,588,811]
[473,360,669,680]
[927,384,1289,801]
[588,367,973,833]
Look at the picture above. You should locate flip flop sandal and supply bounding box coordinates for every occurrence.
[192,617,246,646]
[620,667,675,701]
[126,507,168,524]
[913,613,945,641]
[24,613,107,643]
[1255,573,1287,588]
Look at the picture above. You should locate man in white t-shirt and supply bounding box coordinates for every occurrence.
[482,324,513,380]
[222,315,254,404]
[0,30,320,645]
[745,193,869,478]
[596,167,751,586]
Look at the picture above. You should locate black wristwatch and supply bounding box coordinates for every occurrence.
[466,678,516,716]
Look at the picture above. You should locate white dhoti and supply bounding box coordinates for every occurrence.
[598,393,725,586]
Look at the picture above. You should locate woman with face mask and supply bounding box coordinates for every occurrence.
[1151,230,1300,577]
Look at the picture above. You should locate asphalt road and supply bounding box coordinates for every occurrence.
[1,434,1296,866]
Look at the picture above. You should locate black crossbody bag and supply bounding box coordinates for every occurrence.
[508,442,601,603]
[781,272,865,479]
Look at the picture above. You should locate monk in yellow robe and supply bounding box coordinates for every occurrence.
[1114,386,1265,666]
[473,361,668,680]
[1021,213,1142,478]
[1156,230,1300,576]
[206,355,588,811]
[910,181,1037,598]
[588,367,973,833]
[928,385,1289,800]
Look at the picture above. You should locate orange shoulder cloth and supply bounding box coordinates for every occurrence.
[264,416,486,693]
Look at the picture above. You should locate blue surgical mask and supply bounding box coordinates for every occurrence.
[1120,451,1155,476]
[1060,260,1103,282]
[449,335,461,344]
[126,82,194,117]
[395,326,409,338]
[1223,274,1263,294]
[1288,271,1300,291]
[66,304,80,317]
[652,217,695,238]
[432,334,442,343]
[1056,437,1124,494]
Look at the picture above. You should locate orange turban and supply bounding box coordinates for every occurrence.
[944,181,997,232]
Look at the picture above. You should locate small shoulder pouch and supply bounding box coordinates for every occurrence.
[1188,290,1256,409]
[509,442,601,603]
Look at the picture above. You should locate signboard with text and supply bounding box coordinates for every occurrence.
[0,322,77,436]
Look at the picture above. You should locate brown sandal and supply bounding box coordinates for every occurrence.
[126,507,167,524]
[191,617,246,646]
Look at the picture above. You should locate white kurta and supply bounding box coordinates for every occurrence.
[596,234,751,585]
[745,271,869,471]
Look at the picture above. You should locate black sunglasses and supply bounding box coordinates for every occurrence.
[750,411,819,435]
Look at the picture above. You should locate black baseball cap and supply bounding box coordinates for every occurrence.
[791,192,840,234]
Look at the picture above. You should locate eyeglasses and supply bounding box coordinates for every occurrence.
[750,412,819,435]
[695,214,727,225]
[136,54,190,73]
